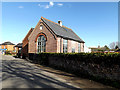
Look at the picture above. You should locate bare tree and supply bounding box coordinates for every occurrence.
[109,42,115,49]
[115,41,118,46]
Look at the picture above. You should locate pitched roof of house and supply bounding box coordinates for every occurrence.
[23,28,34,42]
[41,17,85,43]
[0,41,15,45]
[14,43,23,48]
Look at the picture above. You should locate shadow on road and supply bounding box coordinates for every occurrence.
[2,59,82,89]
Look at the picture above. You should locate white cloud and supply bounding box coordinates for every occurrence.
[57,3,63,6]
[38,2,63,9]
[38,2,54,9]
[44,2,54,9]
[18,6,24,9]
[49,1,54,6]
[45,5,50,9]
[38,4,45,8]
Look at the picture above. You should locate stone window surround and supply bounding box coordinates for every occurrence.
[35,32,47,53]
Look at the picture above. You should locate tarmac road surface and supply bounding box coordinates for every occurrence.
[1,55,115,89]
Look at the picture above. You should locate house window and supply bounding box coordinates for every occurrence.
[15,47,16,52]
[60,38,62,53]
[37,35,46,53]
[78,43,81,53]
[19,48,22,50]
[63,39,68,53]
[4,45,5,49]
[40,25,43,30]
[72,47,75,53]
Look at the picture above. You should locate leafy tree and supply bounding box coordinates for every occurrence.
[104,45,109,50]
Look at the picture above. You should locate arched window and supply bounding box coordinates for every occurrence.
[37,35,46,53]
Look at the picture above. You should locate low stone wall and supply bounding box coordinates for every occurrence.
[28,53,120,88]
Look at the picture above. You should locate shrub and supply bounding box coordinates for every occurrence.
[29,52,120,66]
[28,52,120,88]
[5,50,11,55]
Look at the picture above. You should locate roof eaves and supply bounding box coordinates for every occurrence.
[22,28,34,42]
[57,35,85,43]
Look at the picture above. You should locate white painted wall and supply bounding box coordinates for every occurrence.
[84,45,91,53]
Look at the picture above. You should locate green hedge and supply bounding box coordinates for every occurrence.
[36,52,120,66]
[28,52,120,88]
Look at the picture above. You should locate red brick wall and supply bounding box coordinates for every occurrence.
[22,28,33,56]
[28,19,57,53]
[57,37,84,53]
[22,18,84,56]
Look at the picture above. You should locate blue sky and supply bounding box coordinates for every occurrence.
[2,2,118,47]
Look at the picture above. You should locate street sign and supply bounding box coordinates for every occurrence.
[0,49,7,50]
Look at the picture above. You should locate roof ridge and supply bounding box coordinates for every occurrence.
[1,41,15,45]
[22,28,33,42]
[41,16,84,43]
[41,16,72,31]
[41,16,59,25]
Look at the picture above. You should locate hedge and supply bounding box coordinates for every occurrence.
[28,52,120,88]
[29,53,120,66]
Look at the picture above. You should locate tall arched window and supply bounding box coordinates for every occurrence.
[37,35,46,53]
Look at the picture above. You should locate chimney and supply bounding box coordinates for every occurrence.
[58,20,62,27]
[98,45,100,48]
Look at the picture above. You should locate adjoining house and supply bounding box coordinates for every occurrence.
[89,45,110,53]
[22,17,85,57]
[84,45,91,53]
[0,41,15,54]
[14,43,23,53]
[89,46,99,52]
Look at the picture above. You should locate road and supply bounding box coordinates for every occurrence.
[1,55,115,89]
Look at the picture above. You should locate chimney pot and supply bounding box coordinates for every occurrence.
[58,20,62,27]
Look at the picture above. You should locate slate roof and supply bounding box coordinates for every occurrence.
[41,17,85,43]
[0,41,15,45]
[14,43,23,48]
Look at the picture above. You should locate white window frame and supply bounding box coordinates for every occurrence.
[72,47,75,53]
[37,35,46,53]
[40,25,43,30]
[78,43,81,53]
[63,39,68,53]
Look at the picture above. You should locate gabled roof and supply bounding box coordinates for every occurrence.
[23,28,34,42]
[41,17,85,43]
[14,43,23,48]
[0,41,15,45]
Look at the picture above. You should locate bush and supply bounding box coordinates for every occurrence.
[29,52,120,66]
[5,50,12,55]
[28,52,120,88]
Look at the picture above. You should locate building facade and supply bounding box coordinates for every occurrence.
[22,17,85,57]
[0,41,15,54]
[14,43,22,53]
